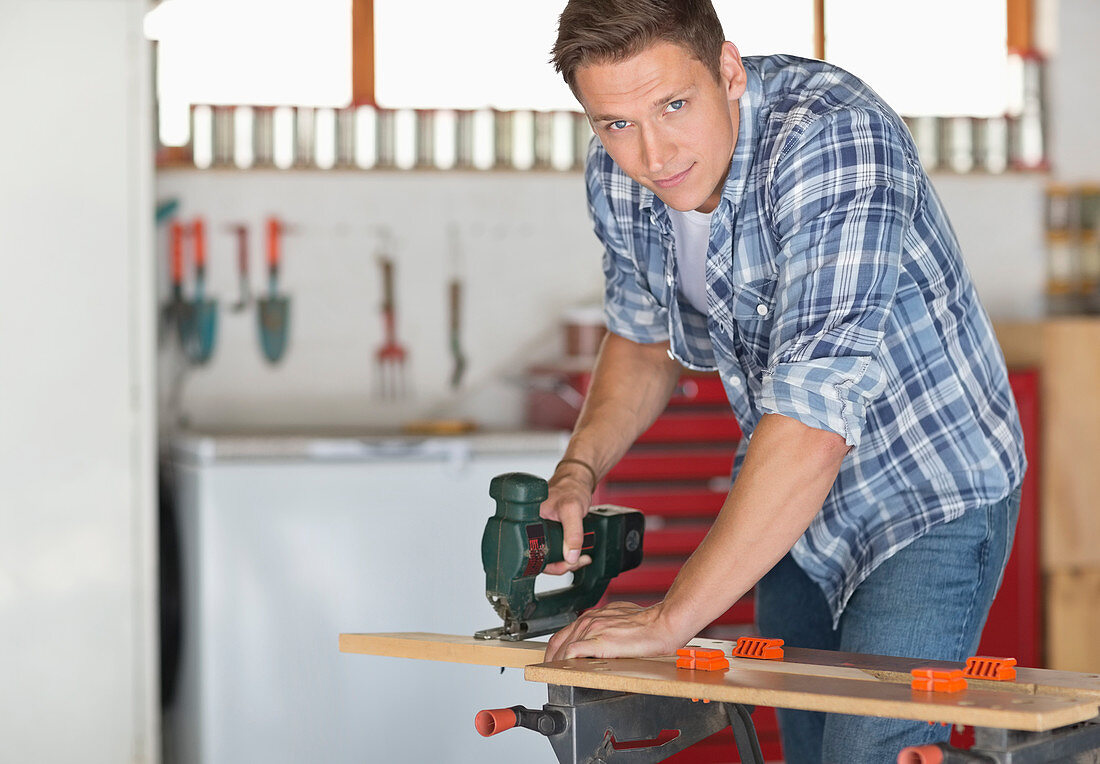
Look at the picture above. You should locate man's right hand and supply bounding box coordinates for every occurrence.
[541,462,596,575]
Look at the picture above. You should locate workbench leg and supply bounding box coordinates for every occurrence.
[970,719,1100,763]
[725,704,765,764]
[897,717,1100,763]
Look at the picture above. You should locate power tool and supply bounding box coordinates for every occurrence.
[474,472,645,641]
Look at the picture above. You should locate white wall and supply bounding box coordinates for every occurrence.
[931,173,1047,319]
[155,169,604,433]
[155,166,1046,433]
[0,1,157,762]
[1046,0,1100,183]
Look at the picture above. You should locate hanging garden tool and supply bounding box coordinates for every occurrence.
[258,216,291,364]
[449,278,465,388]
[227,223,252,312]
[447,224,467,389]
[166,219,192,347]
[374,230,408,398]
[184,217,218,364]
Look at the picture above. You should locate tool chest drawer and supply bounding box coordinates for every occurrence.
[605,447,737,482]
[525,367,735,433]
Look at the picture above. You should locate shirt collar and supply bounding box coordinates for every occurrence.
[639,61,762,217]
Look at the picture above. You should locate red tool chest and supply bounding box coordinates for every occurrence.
[525,366,1042,763]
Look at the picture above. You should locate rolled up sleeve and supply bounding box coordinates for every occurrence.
[586,148,670,345]
[758,108,921,446]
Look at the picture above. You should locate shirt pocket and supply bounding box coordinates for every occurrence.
[731,277,777,376]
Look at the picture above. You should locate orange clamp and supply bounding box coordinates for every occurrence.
[963,656,1017,682]
[911,668,967,693]
[732,637,785,661]
[676,647,729,672]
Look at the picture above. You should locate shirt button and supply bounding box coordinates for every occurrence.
[756,304,768,316]
[666,348,676,361]
[666,274,674,286]
[728,376,742,387]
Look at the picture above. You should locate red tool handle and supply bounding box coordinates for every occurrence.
[474,708,518,737]
[380,258,395,313]
[192,217,207,273]
[897,744,944,764]
[169,221,185,286]
[230,224,249,274]
[266,216,283,273]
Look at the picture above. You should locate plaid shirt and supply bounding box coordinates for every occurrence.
[587,55,1026,623]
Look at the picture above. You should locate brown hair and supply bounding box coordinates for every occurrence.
[551,0,725,92]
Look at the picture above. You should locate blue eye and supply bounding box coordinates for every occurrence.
[667,99,685,112]
[610,120,629,130]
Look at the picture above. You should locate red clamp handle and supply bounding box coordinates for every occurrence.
[474,707,518,737]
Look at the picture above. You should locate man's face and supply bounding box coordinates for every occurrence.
[574,40,746,214]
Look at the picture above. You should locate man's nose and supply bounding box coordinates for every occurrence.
[641,127,674,174]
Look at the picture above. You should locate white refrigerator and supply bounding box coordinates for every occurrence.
[163,430,569,763]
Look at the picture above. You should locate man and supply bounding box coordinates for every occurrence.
[537,1,1026,762]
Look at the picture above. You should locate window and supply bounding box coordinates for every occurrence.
[147,0,1034,169]
[147,0,820,144]
[145,0,352,146]
[823,0,1011,117]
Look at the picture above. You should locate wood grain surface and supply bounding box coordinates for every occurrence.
[525,656,1096,732]
[1041,318,1100,571]
[338,632,546,668]
[339,632,1100,730]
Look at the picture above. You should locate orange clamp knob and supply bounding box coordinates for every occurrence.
[676,647,729,671]
[474,707,518,737]
[964,656,1017,681]
[897,743,944,764]
[732,637,784,661]
[911,668,967,693]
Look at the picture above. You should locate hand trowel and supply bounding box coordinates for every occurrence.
[258,216,291,363]
[184,217,218,364]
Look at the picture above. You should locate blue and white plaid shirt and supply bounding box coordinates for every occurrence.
[587,55,1026,623]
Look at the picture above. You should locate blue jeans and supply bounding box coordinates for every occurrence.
[756,487,1021,764]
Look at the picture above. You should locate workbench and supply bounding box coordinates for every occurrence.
[341,632,1100,763]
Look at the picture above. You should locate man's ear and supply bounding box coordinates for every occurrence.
[719,41,747,100]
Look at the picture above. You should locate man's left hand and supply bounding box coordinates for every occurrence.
[542,601,686,663]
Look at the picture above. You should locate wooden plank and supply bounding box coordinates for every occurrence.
[338,632,545,668]
[525,657,1097,732]
[340,633,1100,700]
[691,639,1100,700]
[1041,318,1100,570]
[993,320,1042,368]
[1047,569,1100,673]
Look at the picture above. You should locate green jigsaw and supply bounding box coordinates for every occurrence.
[475,472,645,641]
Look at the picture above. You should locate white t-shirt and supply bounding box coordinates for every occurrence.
[668,207,713,315]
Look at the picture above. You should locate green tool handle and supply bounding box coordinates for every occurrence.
[482,474,644,629]
[530,509,642,617]
[449,279,461,332]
